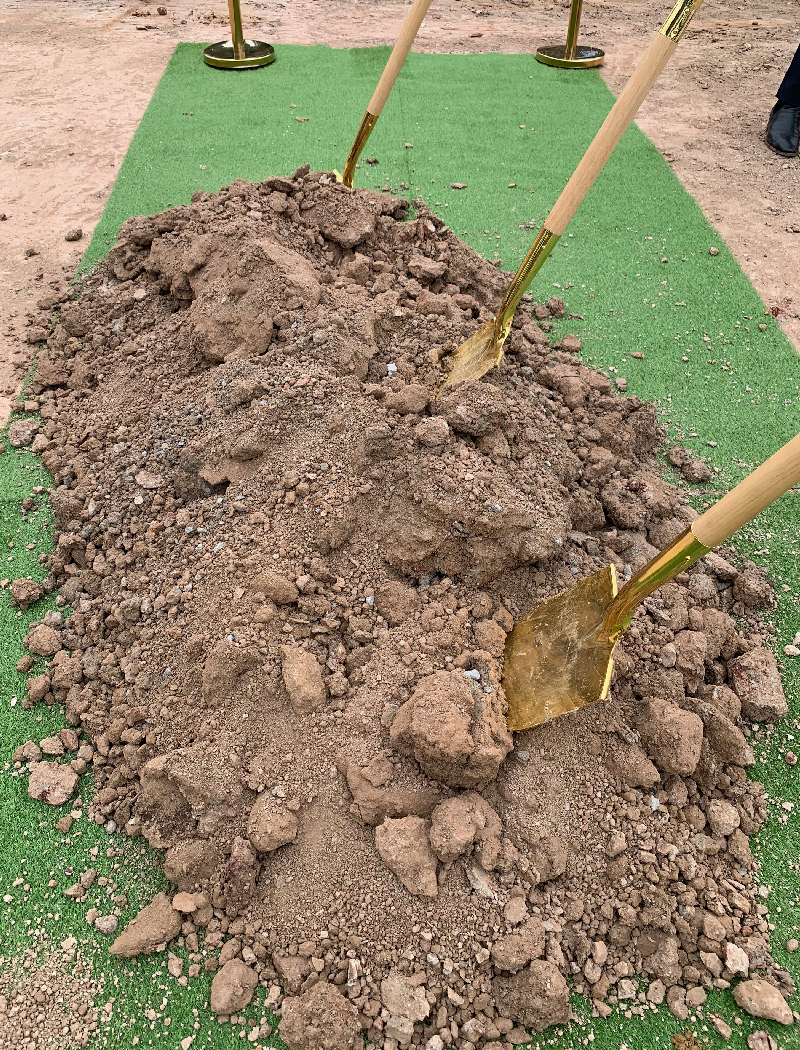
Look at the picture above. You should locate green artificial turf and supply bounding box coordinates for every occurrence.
[3,41,800,1050]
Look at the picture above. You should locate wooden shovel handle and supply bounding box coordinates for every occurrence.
[368,0,433,116]
[692,432,800,549]
[545,31,677,235]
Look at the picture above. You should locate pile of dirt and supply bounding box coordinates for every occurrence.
[9,168,795,1043]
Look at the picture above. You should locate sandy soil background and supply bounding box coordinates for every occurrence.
[1,0,798,422]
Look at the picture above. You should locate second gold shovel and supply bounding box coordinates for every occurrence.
[442,0,703,389]
[504,433,800,731]
[339,0,434,188]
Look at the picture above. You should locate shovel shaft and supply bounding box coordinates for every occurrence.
[342,111,380,188]
[693,431,800,548]
[604,430,800,636]
[369,0,433,115]
[492,0,703,329]
[342,0,433,186]
[441,0,703,390]
[547,0,704,235]
[495,228,560,334]
[603,528,710,638]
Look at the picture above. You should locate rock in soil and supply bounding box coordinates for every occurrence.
[9,576,44,609]
[493,960,570,1032]
[247,795,298,852]
[210,958,259,1015]
[27,761,78,805]
[732,980,793,1024]
[728,648,788,722]
[280,980,362,1050]
[375,815,438,898]
[390,669,513,787]
[21,171,788,1041]
[109,892,182,957]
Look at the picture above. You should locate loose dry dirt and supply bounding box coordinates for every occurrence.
[8,174,796,1042]
[0,943,109,1050]
[1,0,798,424]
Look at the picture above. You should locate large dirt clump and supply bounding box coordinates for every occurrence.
[11,169,793,1043]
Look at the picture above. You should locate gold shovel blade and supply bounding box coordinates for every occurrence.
[440,320,505,390]
[503,564,619,731]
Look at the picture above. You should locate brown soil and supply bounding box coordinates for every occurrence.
[1,0,798,425]
[10,175,795,1041]
[0,944,109,1049]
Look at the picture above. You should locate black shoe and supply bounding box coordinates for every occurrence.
[766,101,800,157]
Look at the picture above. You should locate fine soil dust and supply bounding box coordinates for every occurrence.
[9,173,796,1042]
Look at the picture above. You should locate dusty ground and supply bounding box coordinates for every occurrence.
[1,0,798,426]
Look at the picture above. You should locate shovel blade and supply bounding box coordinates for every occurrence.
[503,565,620,731]
[440,320,504,389]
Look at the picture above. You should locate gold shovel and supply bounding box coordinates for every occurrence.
[339,0,434,188]
[442,0,704,390]
[504,433,800,731]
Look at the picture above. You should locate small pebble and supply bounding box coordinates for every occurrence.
[784,645,800,657]
[65,228,83,242]
[94,914,119,935]
[709,247,719,255]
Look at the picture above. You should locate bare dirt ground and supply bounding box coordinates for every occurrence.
[1,0,798,424]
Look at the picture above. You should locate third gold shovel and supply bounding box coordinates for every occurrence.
[339,0,433,188]
[442,0,704,390]
[504,433,800,731]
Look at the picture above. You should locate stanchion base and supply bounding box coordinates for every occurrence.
[535,44,605,68]
[203,39,275,69]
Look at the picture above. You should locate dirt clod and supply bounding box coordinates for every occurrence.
[27,761,78,805]
[247,795,299,853]
[280,981,362,1050]
[210,958,259,1015]
[375,815,438,898]
[108,891,182,957]
[732,980,793,1024]
[9,576,44,608]
[390,670,513,788]
[493,960,570,1032]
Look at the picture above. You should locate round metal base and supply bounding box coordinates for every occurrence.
[203,39,275,69]
[535,44,605,68]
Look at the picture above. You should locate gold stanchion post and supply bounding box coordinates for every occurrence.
[535,0,605,68]
[203,0,275,69]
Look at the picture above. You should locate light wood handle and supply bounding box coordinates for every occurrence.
[368,0,433,116]
[546,32,676,235]
[693,432,800,549]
